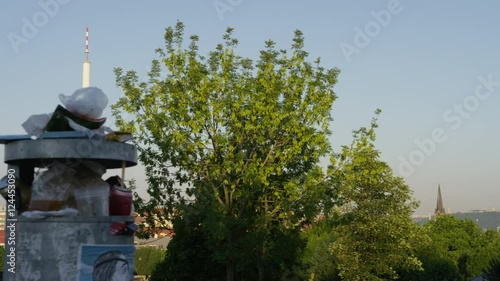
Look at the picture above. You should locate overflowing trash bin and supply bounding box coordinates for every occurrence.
[0,87,138,281]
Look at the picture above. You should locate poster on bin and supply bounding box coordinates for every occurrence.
[77,244,135,281]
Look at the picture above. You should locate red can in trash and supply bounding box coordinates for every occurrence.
[106,176,132,216]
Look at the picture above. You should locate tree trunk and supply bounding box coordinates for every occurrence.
[258,242,266,281]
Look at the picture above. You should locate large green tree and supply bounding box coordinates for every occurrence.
[327,115,427,281]
[113,21,339,281]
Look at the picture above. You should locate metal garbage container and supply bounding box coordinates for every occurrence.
[0,133,138,281]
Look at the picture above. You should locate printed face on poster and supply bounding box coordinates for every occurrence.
[77,244,135,281]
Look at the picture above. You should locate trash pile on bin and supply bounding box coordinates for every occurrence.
[0,87,137,236]
[23,87,111,136]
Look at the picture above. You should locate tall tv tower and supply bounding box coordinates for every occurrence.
[82,27,90,88]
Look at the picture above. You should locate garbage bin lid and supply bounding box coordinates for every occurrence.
[0,131,89,144]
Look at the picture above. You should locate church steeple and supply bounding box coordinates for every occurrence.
[435,184,446,216]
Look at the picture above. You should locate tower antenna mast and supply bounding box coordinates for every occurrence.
[82,27,90,88]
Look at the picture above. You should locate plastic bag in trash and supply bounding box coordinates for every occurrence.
[29,162,76,211]
[72,161,110,216]
[45,104,107,133]
[22,113,52,136]
[0,174,31,212]
[28,161,108,213]
[59,87,108,119]
[66,117,113,138]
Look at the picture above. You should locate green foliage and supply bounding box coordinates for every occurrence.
[113,20,485,281]
[327,113,428,281]
[398,255,458,281]
[113,21,339,281]
[485,257,500,281]
[134,246,166,276]
[297,219,340,281]
[150,205,225,281]
[417,215,500,281]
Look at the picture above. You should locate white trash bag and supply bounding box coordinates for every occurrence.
[59,87,108,119]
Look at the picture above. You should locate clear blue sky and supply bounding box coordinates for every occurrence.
[1,0,499,214]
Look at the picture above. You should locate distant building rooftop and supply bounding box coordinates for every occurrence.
[414,211,500,231]
[134,236,171,249]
